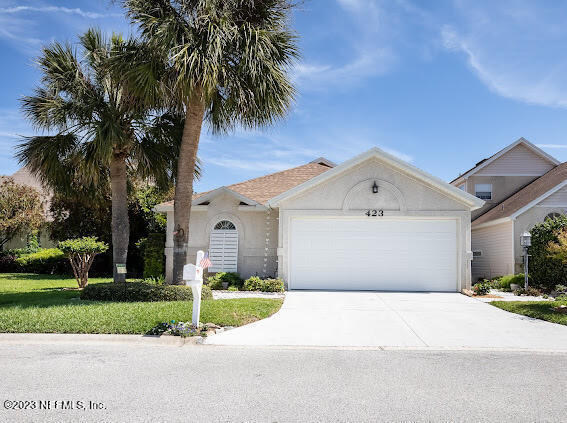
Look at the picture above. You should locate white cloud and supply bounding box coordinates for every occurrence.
[294,0,398,89]
[441,0,567,108]
[0,6,120,19]
[203,157,299,172]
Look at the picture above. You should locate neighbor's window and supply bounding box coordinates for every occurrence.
[472,250,482,258]
[458,183,465,191]
[545,212,561,221]
[475,184,492,200]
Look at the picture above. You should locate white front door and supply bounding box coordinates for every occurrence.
[289,217,458,291]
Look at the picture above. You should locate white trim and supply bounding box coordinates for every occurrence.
[472,217,513,230]
[310,157,336,167]
[510,180,567,219]
[267,147,485,210]
[457,138,560,181]
[193,187,260,206]
[154,186,260,213]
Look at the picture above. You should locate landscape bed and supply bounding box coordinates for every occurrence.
[0,274,283,334]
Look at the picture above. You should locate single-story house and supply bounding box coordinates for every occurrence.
[156,147,484,291]
[450,137,567,281]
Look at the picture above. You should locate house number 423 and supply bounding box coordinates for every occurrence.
[365,209,383,217]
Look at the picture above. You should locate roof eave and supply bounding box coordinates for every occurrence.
[267,147,485,210]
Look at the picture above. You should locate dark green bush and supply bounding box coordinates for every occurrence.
[497,274,529,291]
[529,216,567,290]
[14,248,68,274]
[243,276,284,292]
[206,272,242,290]
[139,233,165,279]
[80,282,213,302]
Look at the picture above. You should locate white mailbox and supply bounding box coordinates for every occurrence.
[183,263,203,283]
[183,250,205,327]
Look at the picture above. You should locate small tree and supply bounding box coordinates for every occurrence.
[547,228,567,263]
[0,178,44,250]
[58,237,108,288]
[529,215,567,289]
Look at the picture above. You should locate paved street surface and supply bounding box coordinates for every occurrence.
[0,342,566,422]
[206,291,567,349]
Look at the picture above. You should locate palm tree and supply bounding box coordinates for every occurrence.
[17,29,186,283]
[122,0,299,283]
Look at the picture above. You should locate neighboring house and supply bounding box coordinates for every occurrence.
[0,167,54,250]
[156,148,483,291]
[450,138,566,281]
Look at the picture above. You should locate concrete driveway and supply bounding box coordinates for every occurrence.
[205,291,567,350]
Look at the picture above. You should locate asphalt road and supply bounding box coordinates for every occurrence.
[0,342,565,422]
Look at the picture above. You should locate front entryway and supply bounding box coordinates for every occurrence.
[288,218,458,291]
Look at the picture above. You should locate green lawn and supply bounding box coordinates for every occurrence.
[0,273,283,334]
[491,300,567,326]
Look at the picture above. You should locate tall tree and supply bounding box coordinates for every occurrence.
[123,0,299,283]
[17,29,182,282]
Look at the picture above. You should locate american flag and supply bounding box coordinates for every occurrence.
[199,252,212,269]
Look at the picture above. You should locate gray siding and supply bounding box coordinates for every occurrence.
[471,221,514,281]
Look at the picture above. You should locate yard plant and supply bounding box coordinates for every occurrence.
[122,0,300,283]
[58,237,108,288]
[0,179,44,249]
[17,29,184,283]
[0,273,283,334]
[528,215,567,290]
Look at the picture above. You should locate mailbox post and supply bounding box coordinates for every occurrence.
[183,250,204,327]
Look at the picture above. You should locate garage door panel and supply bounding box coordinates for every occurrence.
[289,218,457,292]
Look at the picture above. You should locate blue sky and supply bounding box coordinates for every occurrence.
[2,1,567,192]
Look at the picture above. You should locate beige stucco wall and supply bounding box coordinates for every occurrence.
[467,175,538,220]
[276,157,474,291]
[164,192,278,283]
[471,221,514,281]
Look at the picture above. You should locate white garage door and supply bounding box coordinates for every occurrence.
[289,218,458,291]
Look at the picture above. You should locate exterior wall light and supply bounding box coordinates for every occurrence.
[372,181,378,194]
[520,231,531,290]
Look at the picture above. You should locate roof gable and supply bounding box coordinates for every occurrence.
[154,161,332,211]
[452,138,559,183]
[267,147,484,209]
[472,162,567,226]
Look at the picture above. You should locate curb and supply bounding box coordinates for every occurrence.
[0,333,205,346]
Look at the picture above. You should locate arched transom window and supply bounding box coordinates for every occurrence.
[209,220,238,272]
[214,220,236,230]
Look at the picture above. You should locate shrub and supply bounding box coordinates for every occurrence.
[58,237,109,288]
[529,215,567,290]
[243,276,284,292]
[472,281,491,296]
[206,272,242,290]
[514,287,542,297]
[243,276,263,291]
[497,274,528,291]
[138,233,165,279]
[15,248,67,274]
[80,282,212,302]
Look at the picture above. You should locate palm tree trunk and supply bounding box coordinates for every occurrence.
[110,151,130,283]
[172,87,205,284]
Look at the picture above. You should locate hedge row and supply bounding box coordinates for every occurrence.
[80,282,213,302]
[0,248,69,274]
